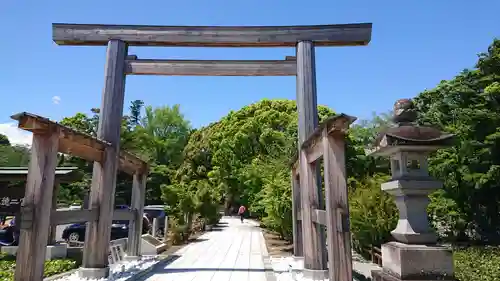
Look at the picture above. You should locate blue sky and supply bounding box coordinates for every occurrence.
[1,0,499,144]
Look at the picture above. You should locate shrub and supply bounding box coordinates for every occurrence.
[454,246,500,281]
[169,218,191,245]
[43,259,78,277]
[0,252,78,280]
[348,175,398,257]
[428,189,469,243]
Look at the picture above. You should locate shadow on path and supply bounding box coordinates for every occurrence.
[152,267,274,273]
[187,238,209,243]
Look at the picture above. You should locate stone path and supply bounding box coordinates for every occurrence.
[142,217,269,281]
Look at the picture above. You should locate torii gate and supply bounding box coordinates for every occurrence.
[51,22,372,279]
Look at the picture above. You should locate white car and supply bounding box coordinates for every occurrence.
[68,204,81,210]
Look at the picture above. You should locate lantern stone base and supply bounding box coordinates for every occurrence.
[302,268,328,280]
[391,231,437,245]
[78,267,110,279]
[372,242,455,281]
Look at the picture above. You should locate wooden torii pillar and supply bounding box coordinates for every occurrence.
[14,130,59,281]
[51,22,372,278]
[79,39,128,279]
[126,171,147,258]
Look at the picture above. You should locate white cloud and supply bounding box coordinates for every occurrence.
[52,96,61,105]
[0,123,32,146]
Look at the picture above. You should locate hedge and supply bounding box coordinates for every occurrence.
[0,253,78,281]
[454,246,500,281]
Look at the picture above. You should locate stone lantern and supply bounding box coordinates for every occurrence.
[370,99,456,281]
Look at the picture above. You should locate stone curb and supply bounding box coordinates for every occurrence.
[42,255,176,281]
[257,226,277,281]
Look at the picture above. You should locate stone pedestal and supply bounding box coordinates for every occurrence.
[372,242,455,281]
[382,180,441,244]
[123,255,141,261]
[302,268,328,280]
[78,267,110,279]
[370,99,457,281]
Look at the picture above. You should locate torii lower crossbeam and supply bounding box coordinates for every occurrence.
[50,21,373,281]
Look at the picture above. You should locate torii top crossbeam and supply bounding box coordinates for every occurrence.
[52,23,372,47]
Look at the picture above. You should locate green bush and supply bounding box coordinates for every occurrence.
[348,175,398,257]
[454,246,500,281]
[428,189,469,243]
[0,252,78,280]
[194,182,220,225]
[170,222,190,245]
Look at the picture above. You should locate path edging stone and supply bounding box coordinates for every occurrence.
[256,224,277,281]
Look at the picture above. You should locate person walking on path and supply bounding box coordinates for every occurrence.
[238,205,246,223]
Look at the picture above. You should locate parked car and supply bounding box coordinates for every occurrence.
[68,203,81,210]
[62,222,129,243]
[143,205,166,237]
[62,204,132,243]
[0,218,18,246]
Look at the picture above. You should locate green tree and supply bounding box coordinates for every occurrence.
[0,134,10,146]
[129,100,144,126]
[414,39,500,242]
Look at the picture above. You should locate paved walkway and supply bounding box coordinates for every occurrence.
[143,217,269,281]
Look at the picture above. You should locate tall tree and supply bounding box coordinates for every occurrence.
[414,39,500,242]
[129,100,144,126]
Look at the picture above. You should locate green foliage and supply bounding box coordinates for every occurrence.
[246,156,293,239]
[129,99,144,126]
[454,246,500,281]
[0,134,10,146]
[414,39,500,242]
[0,253,78,280]
[0,133,30,167]
[57,102,191,207]
[172,99,339,237]
[195,181,220,224]
[428,189,469,242]
[348,175,398,255]
[43,259,78,277]
[0,144,30,167]
[169,219,191,245]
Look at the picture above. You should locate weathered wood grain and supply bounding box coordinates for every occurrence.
[82,39,128,276]
[291,113,357,173]
[305,138,324,163]
[11,112,148,175]
[312,209,327,225]
[52,23,372,47]
[291,173,303,256]
[296,40,327,269]
[301,114,356,151]
[125,59,296,76]
[127,173,146,257]
[51,209,97,225]
[48,180,60,245]
[49,209,133,225]
[323,131,352,281]
[14,131,59,281]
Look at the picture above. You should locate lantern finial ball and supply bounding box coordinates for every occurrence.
[393,98,417,124]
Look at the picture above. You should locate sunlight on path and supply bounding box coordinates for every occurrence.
[142,217,267,281]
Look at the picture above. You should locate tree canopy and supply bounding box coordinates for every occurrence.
[1,39,499,269]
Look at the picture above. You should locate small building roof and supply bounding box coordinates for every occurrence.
[0,167,81,183]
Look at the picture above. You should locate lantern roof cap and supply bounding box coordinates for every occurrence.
[371,99,454,157]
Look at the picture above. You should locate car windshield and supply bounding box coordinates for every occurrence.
[144,209,164,218]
